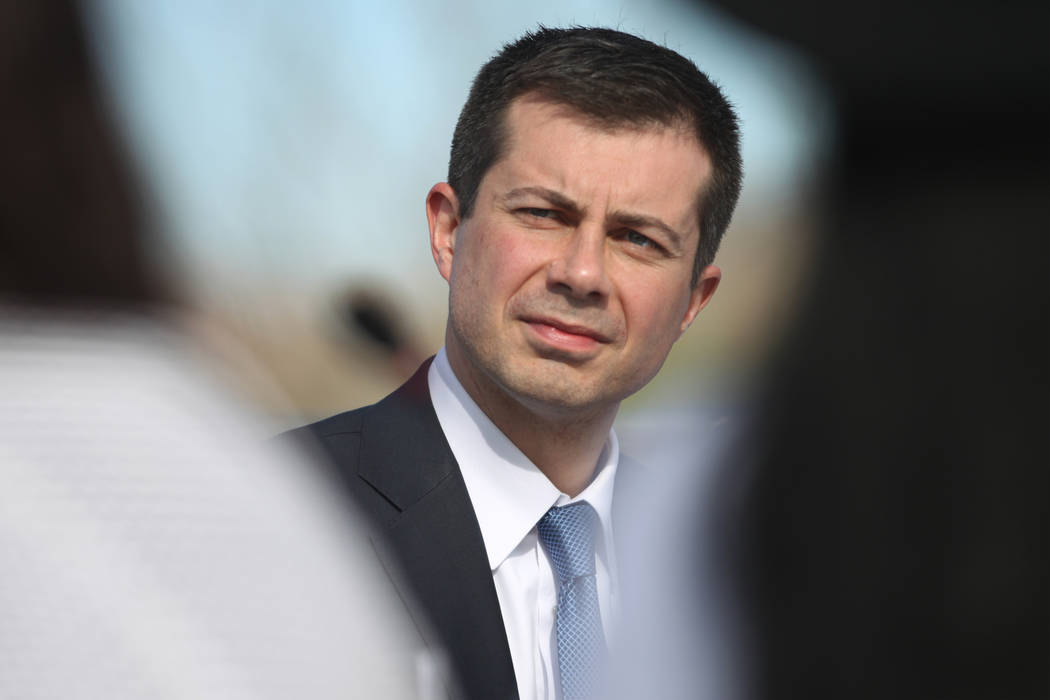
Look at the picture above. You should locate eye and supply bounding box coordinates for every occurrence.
[522,207,557,219]
[624,230,655,248]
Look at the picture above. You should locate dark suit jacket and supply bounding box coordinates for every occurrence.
[287,359,641,700]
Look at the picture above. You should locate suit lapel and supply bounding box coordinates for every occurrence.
[357,363,519,700]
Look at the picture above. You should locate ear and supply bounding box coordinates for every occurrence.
[679,264,721,335]
[426,182,460,283]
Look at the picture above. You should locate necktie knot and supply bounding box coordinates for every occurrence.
[537,501,599,583]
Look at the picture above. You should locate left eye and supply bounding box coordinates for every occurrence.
[524,208,556,219]
[625,230,654,248]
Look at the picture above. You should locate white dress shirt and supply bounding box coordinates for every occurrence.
[428,348,619,700]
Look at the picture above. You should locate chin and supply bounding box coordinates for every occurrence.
[500,366,623,416]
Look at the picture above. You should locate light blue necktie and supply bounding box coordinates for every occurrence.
[537,502,606,700]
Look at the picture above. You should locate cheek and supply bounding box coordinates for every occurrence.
[450,230,541,311]
[625,282,691,344]
[474,233,548,290]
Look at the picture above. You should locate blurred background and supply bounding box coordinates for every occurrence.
[81,0,831,425]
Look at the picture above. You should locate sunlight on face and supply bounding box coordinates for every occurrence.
[434,97,720,421]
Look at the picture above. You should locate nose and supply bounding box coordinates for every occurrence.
[546,225,611,299]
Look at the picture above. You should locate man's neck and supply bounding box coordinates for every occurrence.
[492,400,615,497]
[446,350,617,498]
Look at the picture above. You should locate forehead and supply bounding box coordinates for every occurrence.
[491,96,712,234]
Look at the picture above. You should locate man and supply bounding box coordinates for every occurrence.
[291,27,742,700]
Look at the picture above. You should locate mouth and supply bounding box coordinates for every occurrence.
[521,316,612,353]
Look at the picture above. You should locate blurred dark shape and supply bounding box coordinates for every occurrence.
[0,1,168,307]
[337,286,426,379]
[713,0,1048,176]
[346,290,405,353]
[701,1,1049,698]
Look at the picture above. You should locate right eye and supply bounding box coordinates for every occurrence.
[522,208,557,219]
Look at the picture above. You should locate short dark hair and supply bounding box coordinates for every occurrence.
[448,26,743,285]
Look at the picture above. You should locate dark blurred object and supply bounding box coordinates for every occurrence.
[703,1,1049,698]
[0,1,167,307]
[344,289,407,354]
[714,0,1049,176]
[336,286,426,379]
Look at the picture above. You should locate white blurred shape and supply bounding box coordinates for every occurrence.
[0,314,443,699]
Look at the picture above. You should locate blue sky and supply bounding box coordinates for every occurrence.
[85,0,828,301]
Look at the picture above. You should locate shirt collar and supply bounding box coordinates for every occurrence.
[428,348,619,571]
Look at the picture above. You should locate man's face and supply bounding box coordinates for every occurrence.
[428,96,721,421]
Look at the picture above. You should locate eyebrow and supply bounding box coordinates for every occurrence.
[501,186,687,252]
[502,186,581,215]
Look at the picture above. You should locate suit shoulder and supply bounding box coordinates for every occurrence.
[286,404,370,442]
[283,359,434,445]
[278,404,379,476]
[276,404,384,517]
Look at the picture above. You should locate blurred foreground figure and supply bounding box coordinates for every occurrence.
[716,2,1048,698]
[0,3,438,698]
[0,319,435,699]
[613,3,1048,699]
